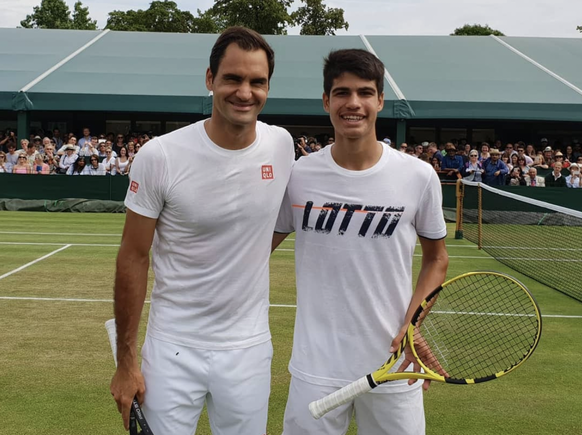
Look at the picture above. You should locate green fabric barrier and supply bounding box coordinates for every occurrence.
[0,198,126,213]
[1,174,129,201]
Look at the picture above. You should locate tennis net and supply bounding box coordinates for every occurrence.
[457,180,582,302]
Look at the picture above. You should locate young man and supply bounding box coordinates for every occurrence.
[273,49,449,435]
[110,27,294,435]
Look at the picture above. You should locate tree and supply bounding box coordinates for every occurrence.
[106,1,220,33]
[209,0,293,35]
[291,0,349,35]
[71,1,97,30]
[451,24,505,36]
[20,0,96,29]
[577,25,582,33]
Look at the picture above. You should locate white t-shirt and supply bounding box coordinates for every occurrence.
[275,142,447,392]
[125,120,294,350]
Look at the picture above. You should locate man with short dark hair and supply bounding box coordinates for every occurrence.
[110,27,293,435]
[78,127,92,148]
[273,48,448,435]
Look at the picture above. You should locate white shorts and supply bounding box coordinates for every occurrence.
[283,376,425,435]
[140,334,272,435]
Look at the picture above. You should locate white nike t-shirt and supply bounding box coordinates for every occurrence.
[276,142,447,392]
[125,120,294,350]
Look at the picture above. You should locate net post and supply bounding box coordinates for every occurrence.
[477,183,482,249]
[454,179,464,239]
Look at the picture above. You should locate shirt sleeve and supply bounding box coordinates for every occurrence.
[274,188,295,234]
[415,168,447,240]
[124,139,167,219]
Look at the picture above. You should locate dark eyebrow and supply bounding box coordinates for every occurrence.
[332,86,377,94]
[222,73,242,81]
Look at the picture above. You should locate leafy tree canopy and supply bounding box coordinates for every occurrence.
[291,0,348,36]
[451,24,505,36]
[20,0,97,30]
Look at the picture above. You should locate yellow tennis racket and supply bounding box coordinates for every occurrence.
[309,271,542,419]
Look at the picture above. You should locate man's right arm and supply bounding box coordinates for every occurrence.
[110,209,157,430]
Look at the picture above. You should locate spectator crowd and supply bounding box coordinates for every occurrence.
[2,127,582,188]
[0,127,150,176]
[394,137,582,188]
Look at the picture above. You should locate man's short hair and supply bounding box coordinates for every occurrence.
[209,26,275,82]
[323,49,385,96]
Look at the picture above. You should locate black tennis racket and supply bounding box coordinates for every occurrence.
[105,319,154,435]
[309,271,542,419]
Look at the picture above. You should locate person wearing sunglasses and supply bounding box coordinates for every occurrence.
[13,154,32,174]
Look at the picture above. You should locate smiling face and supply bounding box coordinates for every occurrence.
[206,43,269,130]
[323,72,383,142]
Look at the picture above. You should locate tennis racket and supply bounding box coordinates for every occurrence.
[105,319,154,435]
[309,271,542,419]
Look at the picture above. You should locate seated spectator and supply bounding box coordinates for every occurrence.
[503,153,514,172]
[564,145,576,163]
[545,161,566,187]
[524,167,545,187]
[114,134,126,154]
[115,147,131,175]
[431,156,441,171]
[533,153,548,169]
[506,167,526,186]
[525,144,536,159]
[516,144,533,165]
[0,152,7,173]
[427,142,442,163]
[33,154,50,174]
[79,136,99,157]
[565,163,581,188]
[482,149,509,186]
[462,150,484,182]
[127,141,137,158]
[5,142,19,170]
[102,148,117,176]
[405,146,416,156]
[441,143,464,178]
[67,156,87,175]
[58,145,78,174]
[414,144,424,157]
[542,146,555,167]
[553,152,569,169]
[57,137,79,155]
[83,155,106,175]
[134,143,142,154]
[78,128,92,148]
[399,143,408,153]
[13,154,31,174]
[479,142,490,161]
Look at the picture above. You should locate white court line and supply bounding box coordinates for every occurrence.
[0,296,579,318]
[0,231,121,237]
[0,242,120,247]
[0,245,72,280]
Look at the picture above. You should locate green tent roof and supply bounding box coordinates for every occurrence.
[1,28,581,121]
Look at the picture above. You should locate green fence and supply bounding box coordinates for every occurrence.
[1,174,129,201]
[1,174,580,213]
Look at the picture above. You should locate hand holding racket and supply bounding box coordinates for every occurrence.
[309,271,542,419]
[106,319,154,435]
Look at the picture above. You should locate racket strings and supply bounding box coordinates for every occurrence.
[413,273,540,381]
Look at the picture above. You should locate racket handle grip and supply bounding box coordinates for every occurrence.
[309,376,373,419]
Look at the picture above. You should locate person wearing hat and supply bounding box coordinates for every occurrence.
[58,145,78,174]
[543,146,555,167]
[482,148,509,186]
[553,151,570,169]
[441,142,464,178]
[566,163,582,188]
[545,161,566,187]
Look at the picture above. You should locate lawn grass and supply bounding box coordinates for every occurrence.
[0,211,581,434]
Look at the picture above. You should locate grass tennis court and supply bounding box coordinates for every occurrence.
[1,211,581,434]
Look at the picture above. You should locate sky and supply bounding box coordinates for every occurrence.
[1,0,581,38]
